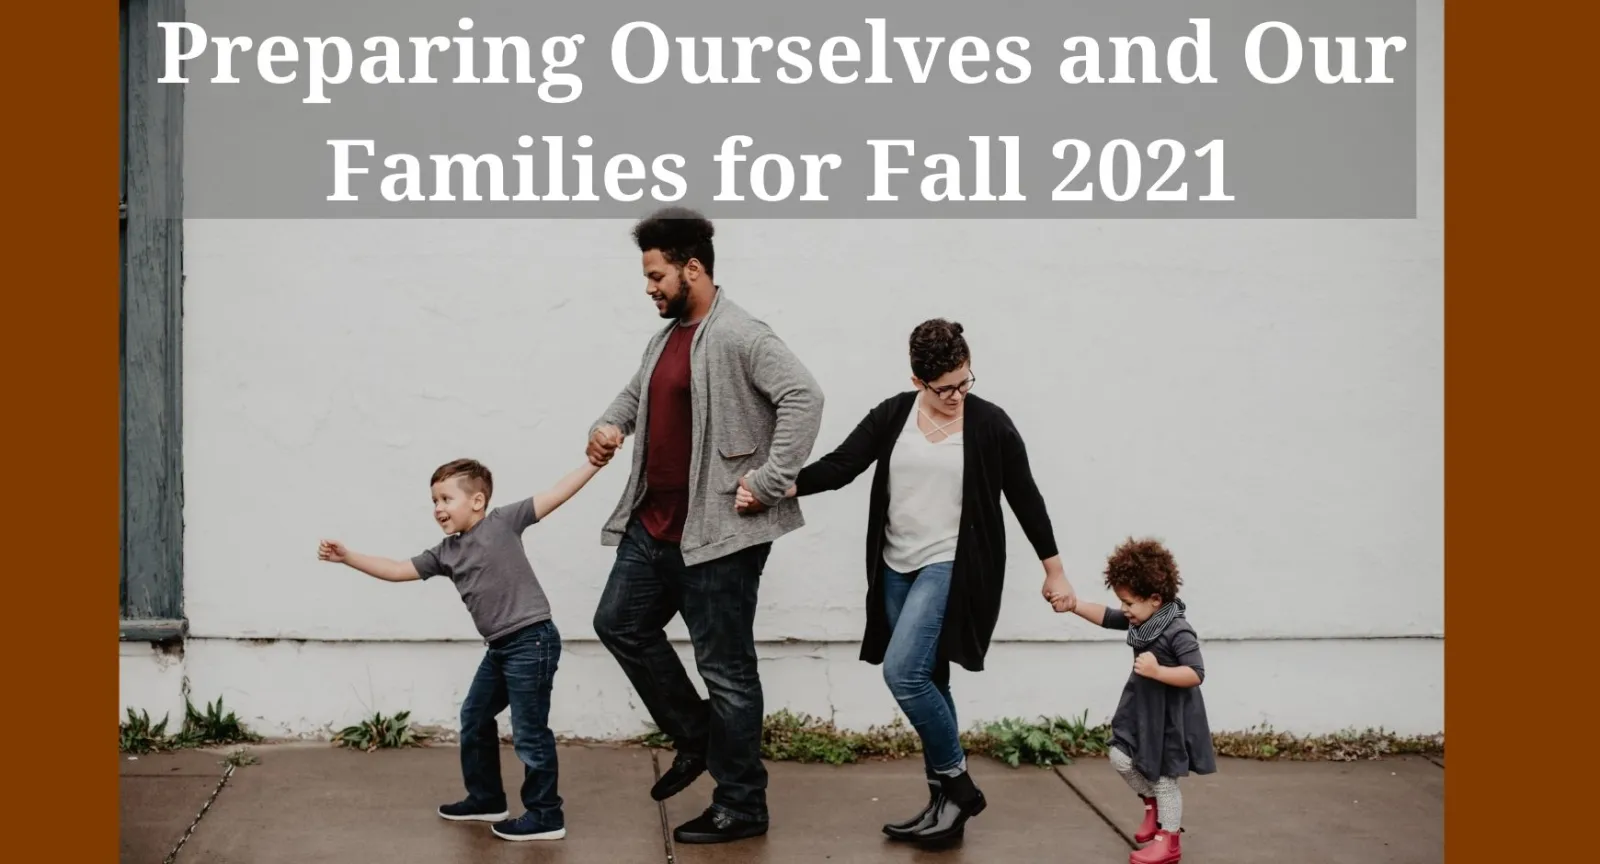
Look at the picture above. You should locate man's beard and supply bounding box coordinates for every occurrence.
[659,274,692,319]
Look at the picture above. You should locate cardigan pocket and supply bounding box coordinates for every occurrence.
[714,441,760,493]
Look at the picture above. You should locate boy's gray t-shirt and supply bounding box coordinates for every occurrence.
[411,497,552,642]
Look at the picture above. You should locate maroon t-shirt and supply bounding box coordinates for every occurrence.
[637,321,699,542]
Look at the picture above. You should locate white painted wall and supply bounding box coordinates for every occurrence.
[121,3,1444,740]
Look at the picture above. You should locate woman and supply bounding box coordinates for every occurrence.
[736,318,1075,844]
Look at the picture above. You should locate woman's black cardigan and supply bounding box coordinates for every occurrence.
[793,391,1060,672]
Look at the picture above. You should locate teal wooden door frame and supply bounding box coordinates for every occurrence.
[120,0,186,642]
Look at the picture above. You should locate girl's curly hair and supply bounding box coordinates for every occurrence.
[1103,537,1182,601]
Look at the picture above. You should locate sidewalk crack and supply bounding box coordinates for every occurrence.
[162,762,237,864]
[1053,765,1135,850]
[650,749,675,863]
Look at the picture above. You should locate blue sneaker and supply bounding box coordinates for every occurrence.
[438,799,509,822]
[491,811,566,841]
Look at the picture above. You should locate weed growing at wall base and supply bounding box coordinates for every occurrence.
[120,708,175,754]
[133,701,1440,765]
[118,696,263,754]
[763,710,924,764]
[970,713,1114,767]
[182,697,263,747]
[332,710,429,752]
[1210,724,1445,761]
[631,710,1443,768]
[631,709,1113,767]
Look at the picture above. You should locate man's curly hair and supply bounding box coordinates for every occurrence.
[632,207,715,277]
[1103,537,1182,601]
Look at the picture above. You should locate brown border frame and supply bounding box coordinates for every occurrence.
[8,1,121,858]
[5,0,1572,856]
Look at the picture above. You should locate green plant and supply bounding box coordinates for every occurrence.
[120,708,174,754]
[178,697,262,747]
[629,710,1440,767]
[333,710,428,752]
[631,725,675,750]
[224,747,260,767]
[967,712,1114,768]
[842,714,925,761]
[762,711,861,764]
[120,696,264,754]
[1212,725,1444,762]
[759,710,925,765]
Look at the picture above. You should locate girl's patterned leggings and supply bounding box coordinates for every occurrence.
[1109,746,1183,831]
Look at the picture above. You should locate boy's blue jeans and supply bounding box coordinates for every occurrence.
[881,561,964,776]
[458,619,563,826]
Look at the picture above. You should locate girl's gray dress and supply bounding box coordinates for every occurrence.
[1101,599,1218,783]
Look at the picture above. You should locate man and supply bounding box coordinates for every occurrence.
[587,207,823,844]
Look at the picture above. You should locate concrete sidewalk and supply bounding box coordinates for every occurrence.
[121,743,1442,864]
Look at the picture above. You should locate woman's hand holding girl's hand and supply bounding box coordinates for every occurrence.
[1042,567,1075,612]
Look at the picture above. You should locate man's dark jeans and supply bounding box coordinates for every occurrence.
[594,518,772,822]
[459,619,563,827]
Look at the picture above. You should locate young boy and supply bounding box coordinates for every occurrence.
[318,456,602,842]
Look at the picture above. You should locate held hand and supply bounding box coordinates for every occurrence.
[318,539,349,564]
[1042,571,1075,612]
[1133,652,1160,678]
[734,474,768,514]
[587,425,624,467]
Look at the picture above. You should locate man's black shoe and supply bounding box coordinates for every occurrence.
[437,799,509,822]
[650,751,707,801]
[673,807,769,844]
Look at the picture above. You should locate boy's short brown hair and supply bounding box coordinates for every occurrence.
[431,458,493,503]
[1103,537,1182,602]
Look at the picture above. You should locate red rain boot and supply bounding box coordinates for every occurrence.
[1129,829,1181,864]
[1134,797,1159,843]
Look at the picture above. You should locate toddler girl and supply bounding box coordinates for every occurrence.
[1053,538,1216,864]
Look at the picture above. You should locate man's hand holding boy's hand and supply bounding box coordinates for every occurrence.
[587,425,624,467]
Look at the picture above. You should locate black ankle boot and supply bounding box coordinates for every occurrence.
[882,775,941,840]
[908,770,987,844]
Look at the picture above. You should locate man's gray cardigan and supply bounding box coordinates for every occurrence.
[592,288,824,566]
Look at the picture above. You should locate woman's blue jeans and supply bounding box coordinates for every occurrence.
[881,561,964,776]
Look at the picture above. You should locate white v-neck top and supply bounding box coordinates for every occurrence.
[881,406,966,574]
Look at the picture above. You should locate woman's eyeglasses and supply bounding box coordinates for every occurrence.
[925,375,976,398]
